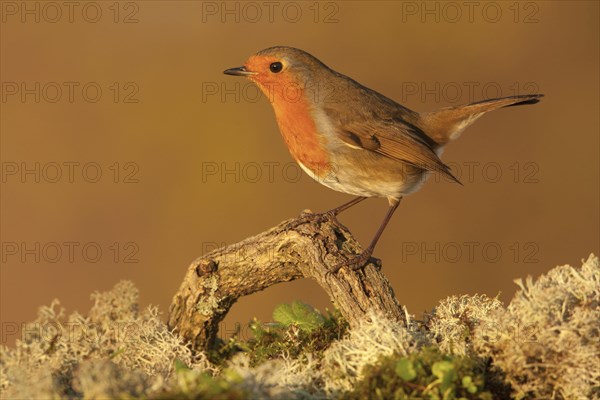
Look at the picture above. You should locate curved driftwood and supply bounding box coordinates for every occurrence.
[168,211,403,351]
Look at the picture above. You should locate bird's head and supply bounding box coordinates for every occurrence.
[224,46,330,105]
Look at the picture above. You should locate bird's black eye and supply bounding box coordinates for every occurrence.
[269,62,283,73]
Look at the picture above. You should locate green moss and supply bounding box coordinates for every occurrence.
[211,302,348,367]
[153,361,248,400]
[246,302,348,366]
[344,347,511,400]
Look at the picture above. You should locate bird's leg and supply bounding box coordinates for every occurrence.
[330,197,402,273]
[322,196,368,219]
[287,196,367,229]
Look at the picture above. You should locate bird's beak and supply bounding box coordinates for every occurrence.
[223,66,257,76]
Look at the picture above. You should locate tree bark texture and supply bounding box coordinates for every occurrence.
[168,211,404,351]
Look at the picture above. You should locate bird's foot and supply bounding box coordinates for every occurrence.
[285,210,338,231]
[328,249,379,274]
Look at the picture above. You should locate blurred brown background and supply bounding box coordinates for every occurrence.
[1,1,598,345]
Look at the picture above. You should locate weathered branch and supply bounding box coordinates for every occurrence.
[168,211,404,351]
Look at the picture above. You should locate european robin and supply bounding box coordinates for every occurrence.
[224,46,543,271]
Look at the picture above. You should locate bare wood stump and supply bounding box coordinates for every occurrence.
[168,211,403,351]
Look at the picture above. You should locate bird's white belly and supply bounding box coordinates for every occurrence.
[297,159,425,200]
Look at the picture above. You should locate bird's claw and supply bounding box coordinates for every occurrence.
[328,250,376,274]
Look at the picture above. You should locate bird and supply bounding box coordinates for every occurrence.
[224,46,543,272]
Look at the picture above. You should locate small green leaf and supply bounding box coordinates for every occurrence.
[432,360,457,392]
[272,301,325,332]
[395,358,417,381]
[431,360,454,379]
[462,376,477,394]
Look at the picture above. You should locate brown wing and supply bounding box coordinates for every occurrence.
[335,116,461,184]
[322,71,460,183]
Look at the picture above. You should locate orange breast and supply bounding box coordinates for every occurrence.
[272,96,330,177]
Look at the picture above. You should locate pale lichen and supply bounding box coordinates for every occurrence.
[319,308,429,394]
[0,281,210,398]
[195,274,223,316]
[428,294,504,355]
[473,254,600,399]
[227,352,323,399]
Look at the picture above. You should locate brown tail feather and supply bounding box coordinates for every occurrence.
[420,94,544,146]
